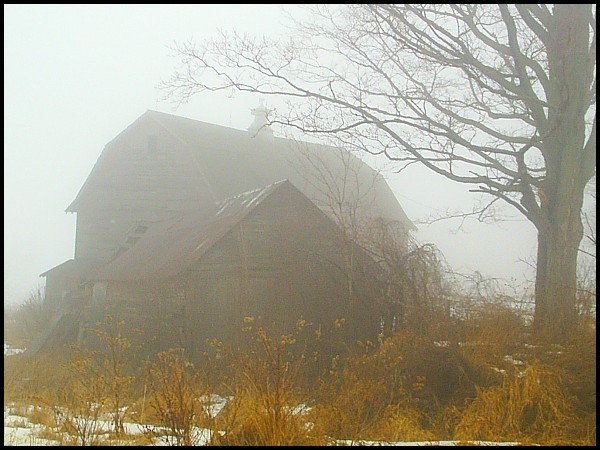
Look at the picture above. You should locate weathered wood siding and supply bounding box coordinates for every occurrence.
[98,183,383,358]
[74,116,215,261]
[44,275,80,316]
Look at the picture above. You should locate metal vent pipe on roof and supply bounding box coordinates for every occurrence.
[247,105,274,138]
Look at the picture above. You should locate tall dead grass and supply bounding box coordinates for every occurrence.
[146,348,207,446]
[454,362,592,445]
[4,284,595,446]
[212,323,323,446]
[310,331,475,442]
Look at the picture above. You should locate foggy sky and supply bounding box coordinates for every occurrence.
[4,4,543,305]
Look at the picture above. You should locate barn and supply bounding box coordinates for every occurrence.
[35,108,414,357]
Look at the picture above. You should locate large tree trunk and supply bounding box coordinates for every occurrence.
[532,4,593,342]
[533,215,583,341]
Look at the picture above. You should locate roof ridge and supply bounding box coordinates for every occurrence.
[146,109,248,134]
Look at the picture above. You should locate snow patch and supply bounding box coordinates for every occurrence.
[4,342,26,356]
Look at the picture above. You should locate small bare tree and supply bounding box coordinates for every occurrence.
[147,348,206,446]
[288,139,390,303]
[88,315,136,436]
[289,138,451,336]
[8,285,47,346]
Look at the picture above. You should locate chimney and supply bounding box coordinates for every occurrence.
[247,104,274,138]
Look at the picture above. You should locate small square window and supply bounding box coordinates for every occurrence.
[114,246,128,258]
[126,236,140,245]
[133,225,149,234]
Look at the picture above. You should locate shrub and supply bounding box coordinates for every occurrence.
[86,315,137,435]
[545,324,596,414]
[376,404,436,442]
[214,324,321,446]
[454,362,586,444]
[311,330,478,442]
[147,348,207,446]
[53,353,109,447]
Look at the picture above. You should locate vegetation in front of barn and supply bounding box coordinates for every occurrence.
[4,265,596,445]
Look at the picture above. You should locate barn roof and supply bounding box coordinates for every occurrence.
[92,179,294,281]
[40,258,103,278]
[67,110,414,230]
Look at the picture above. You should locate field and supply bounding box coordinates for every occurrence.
[4,307,596,446]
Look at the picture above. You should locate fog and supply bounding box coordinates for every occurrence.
[4,4,540,306]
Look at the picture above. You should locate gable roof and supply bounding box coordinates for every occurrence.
[67,110,414,230]
[92,180,296,281]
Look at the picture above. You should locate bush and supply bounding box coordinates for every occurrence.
[454,362,589,445]
[376,404,436,442]
[4,285,48,348]
[546,324,596,414]
[147,348,207,446]
[214,324,321,446]
[311,330,479,441]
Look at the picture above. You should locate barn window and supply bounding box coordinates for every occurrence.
[127,221,150,235]
[92,282,107,305]
[114,246,128,258]
[133,224,149,234]
[126,236,140,245]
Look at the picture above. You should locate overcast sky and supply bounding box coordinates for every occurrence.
[4,4,548,305]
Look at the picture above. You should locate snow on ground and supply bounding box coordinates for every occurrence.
[4,404,213,446]
[196,394,230,417]
[4,342,26,356]
[4,424,58,446]
[4,411,57,446]
[336,440,520,446]
[4,402,521,446]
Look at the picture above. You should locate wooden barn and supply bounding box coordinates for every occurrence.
[35,109,414,357]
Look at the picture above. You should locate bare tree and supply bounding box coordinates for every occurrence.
[289,139,451,336]
[162,4,596,341]
[8,284,48,346]
[288,139,384,301]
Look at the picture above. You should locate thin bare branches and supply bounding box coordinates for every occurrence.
[161,6,596,338]
[161,5,595,230]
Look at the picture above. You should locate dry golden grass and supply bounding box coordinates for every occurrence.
[4,301,595,446]
[454,362,590,445]
[457,305,525,369]
[211,324,323,446]
[214,383,321,446]
[35,426,66,443]
[375,404,436,442]
[310,331,466,441]
[541,324,596,414]
[26,404,58,428]
[4,352,72,407]
[309,363,388,441]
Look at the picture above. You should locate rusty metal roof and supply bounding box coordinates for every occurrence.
[92,180,291,281]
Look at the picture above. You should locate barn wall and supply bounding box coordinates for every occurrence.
[74,116,215,262]
[88,275,190,358]
[184,183,384,349]
[44,275,81,316]
[96,184,384,359]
